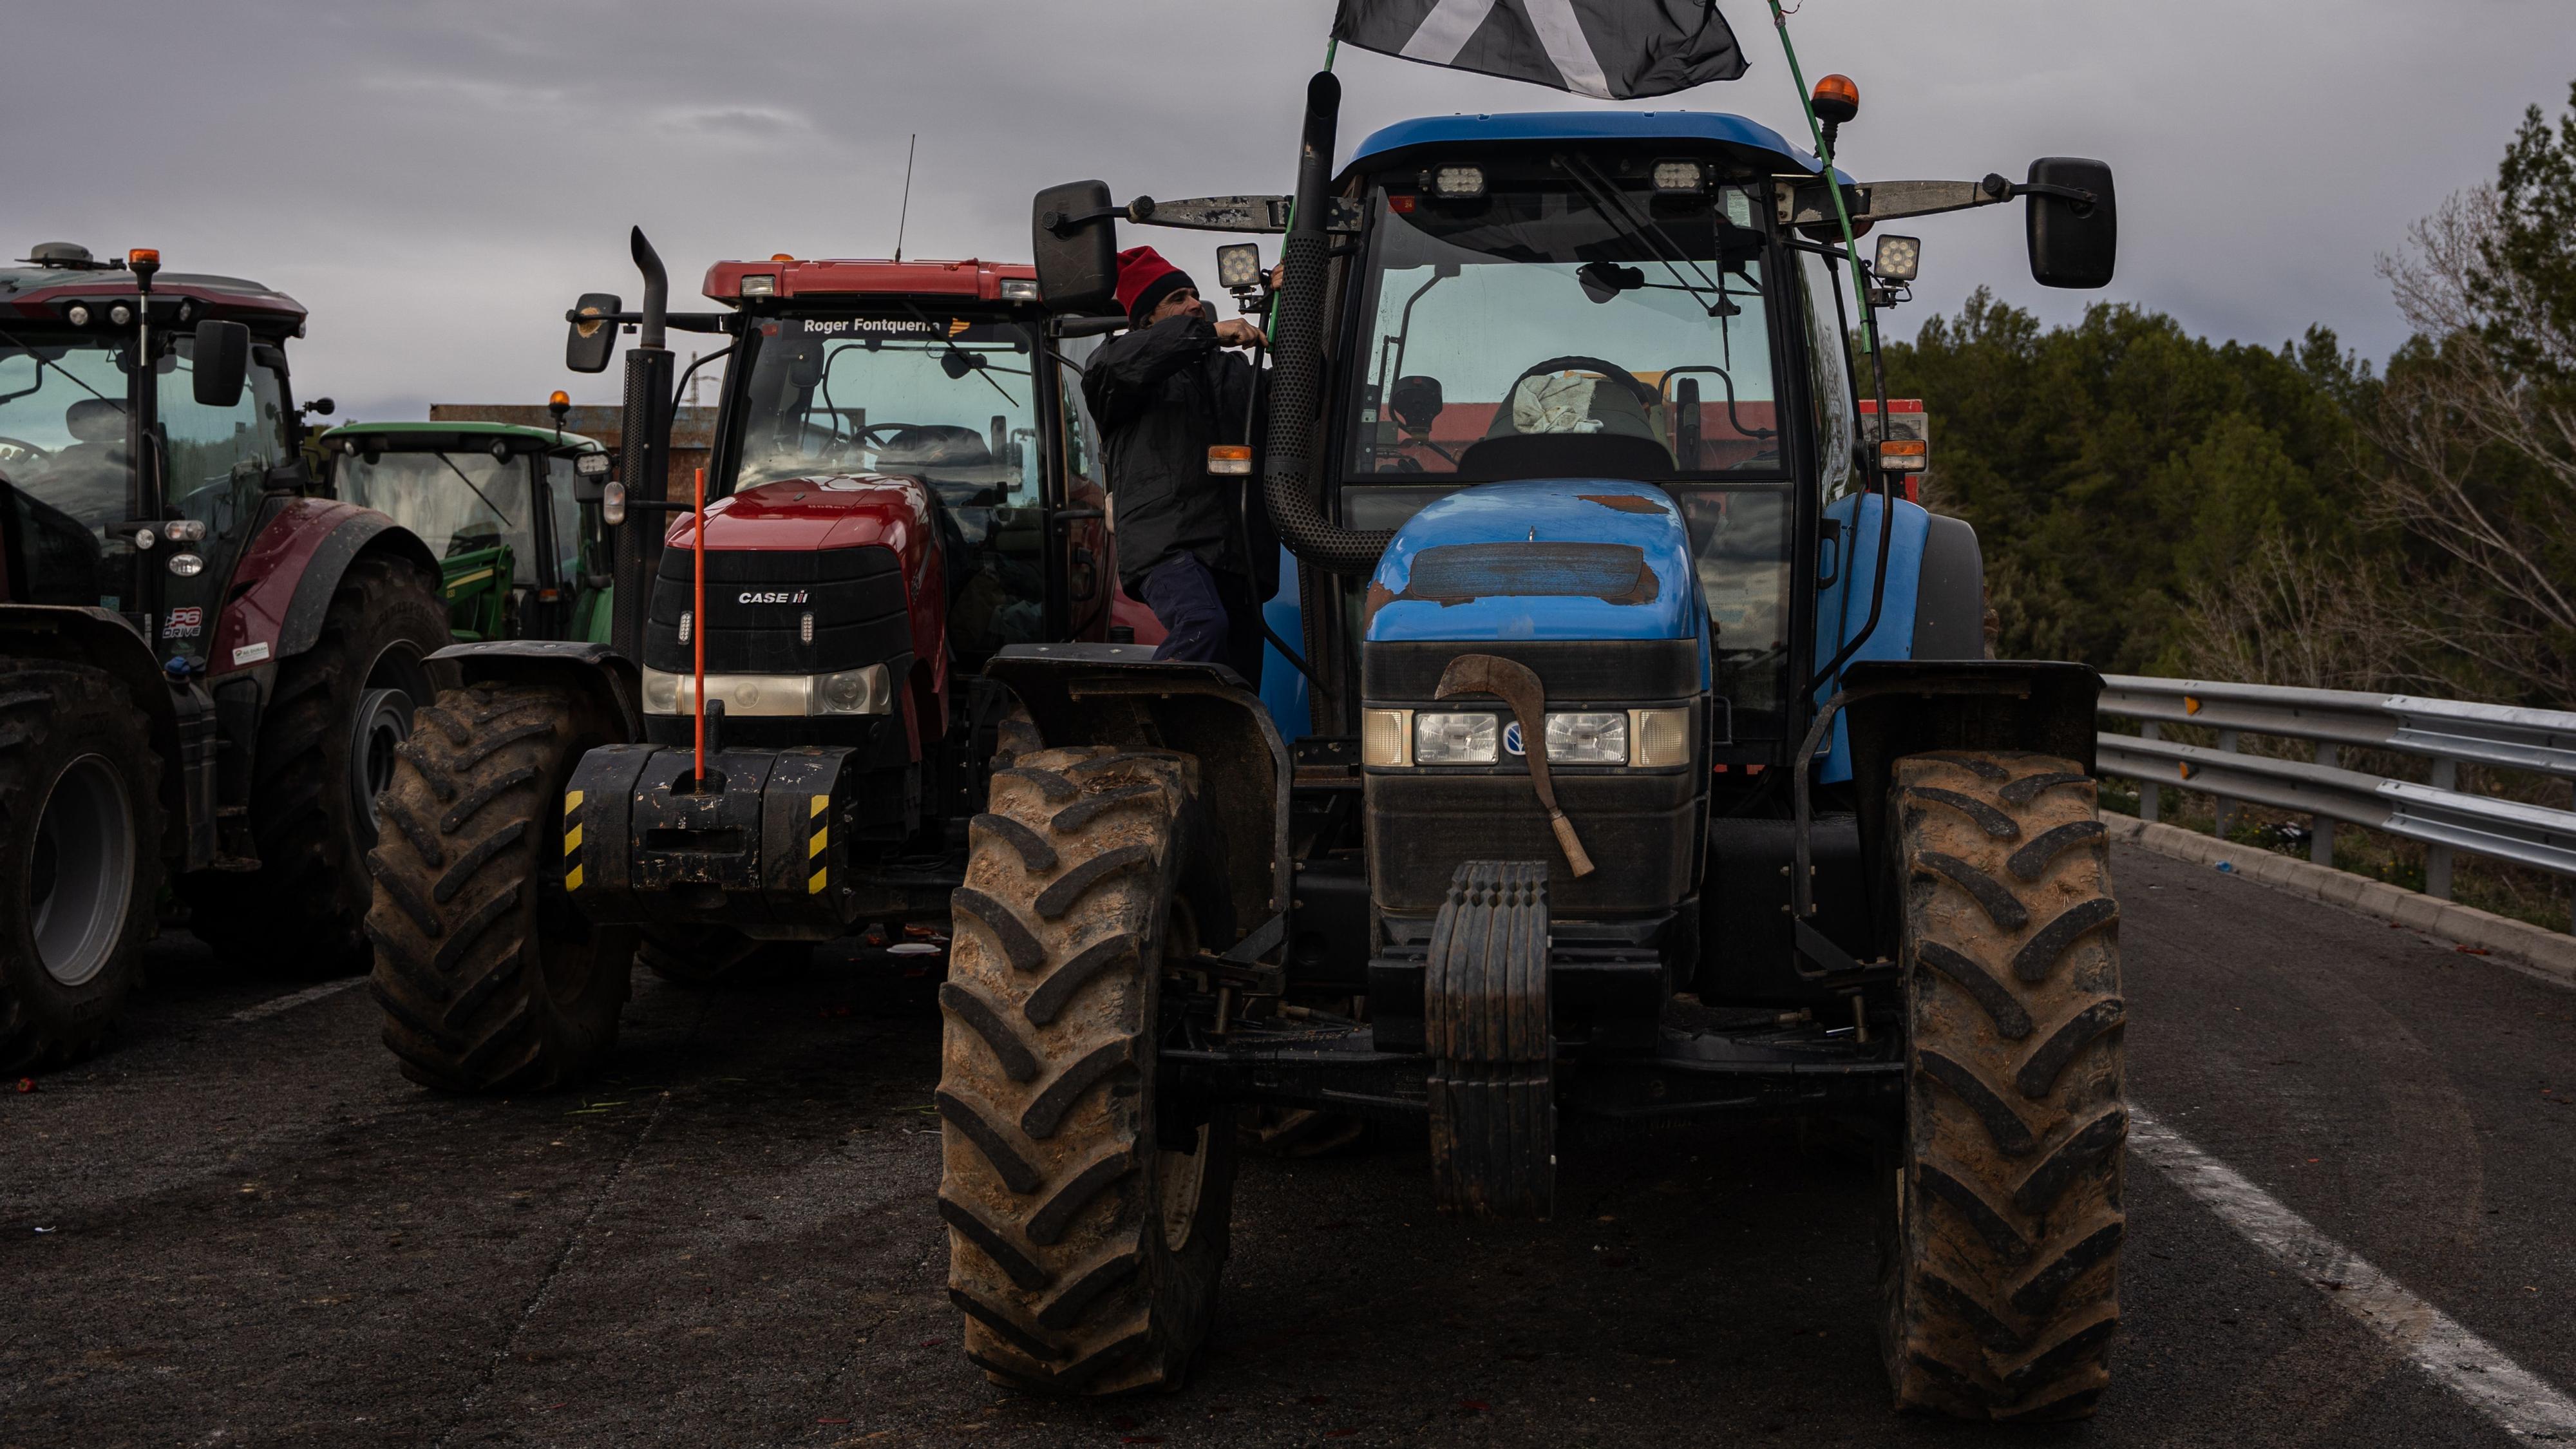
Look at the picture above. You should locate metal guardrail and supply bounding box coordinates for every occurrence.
[2095,675,2576,897]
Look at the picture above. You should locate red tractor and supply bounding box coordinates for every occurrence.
[363,235,1137,1087]
[1,243,446,1072]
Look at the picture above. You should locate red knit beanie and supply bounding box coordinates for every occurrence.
[1114,246,1196,323]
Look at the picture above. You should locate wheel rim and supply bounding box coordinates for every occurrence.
[28,754,137,987]
[349,687,414,841]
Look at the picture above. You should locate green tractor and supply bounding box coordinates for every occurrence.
[317,407,614,645]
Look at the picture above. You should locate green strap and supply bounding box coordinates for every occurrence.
[1765,1,1877,356]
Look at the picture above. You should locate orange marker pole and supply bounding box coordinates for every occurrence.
[692,465,707,784]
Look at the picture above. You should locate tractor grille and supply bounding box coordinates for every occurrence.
[645,544,913,677]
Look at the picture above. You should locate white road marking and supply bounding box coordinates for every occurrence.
[225,977,365,1025]
[2132,1104,2576,1440]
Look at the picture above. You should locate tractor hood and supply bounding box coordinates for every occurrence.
[1362,480,1704,644]
[663,474,933,559]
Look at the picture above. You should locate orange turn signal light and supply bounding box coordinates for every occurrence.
[1206,444,1253,477]
[1877,438,1927,472]
[1811,74,1859,126]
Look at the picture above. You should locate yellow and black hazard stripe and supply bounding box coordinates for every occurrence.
[808,794,829,895]
[564,788,584,891]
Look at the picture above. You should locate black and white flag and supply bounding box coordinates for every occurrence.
[1332,0,1748,100]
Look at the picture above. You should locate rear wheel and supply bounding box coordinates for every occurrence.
[1881,750,2125,1421]
[938,746,1235,1395]
[366,680,632,1093]
[187,554,447,976]
[0,663,162,1074]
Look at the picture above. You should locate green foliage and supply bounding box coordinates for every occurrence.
[2476,80,2576,380]
[1877,293,2373,673]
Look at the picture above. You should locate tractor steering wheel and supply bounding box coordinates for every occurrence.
[1506,356,1663,411]
[0,436,51,468]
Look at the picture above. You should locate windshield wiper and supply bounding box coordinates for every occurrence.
[896,301,1021,408]
[1554,155,1739,319]
[0,323,115,406]
[432,451,518,532]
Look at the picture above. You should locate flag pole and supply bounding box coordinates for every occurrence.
[1763,1,1875,358]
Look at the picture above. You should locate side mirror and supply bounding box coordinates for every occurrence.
[2025,157,2116,290]
[191,319,251,408]
[1032,180,1119,316]
[565,292,623,374]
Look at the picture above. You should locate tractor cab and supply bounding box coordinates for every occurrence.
[319,418,614,643]
[0,244,321,663]
[659,257,1114,685]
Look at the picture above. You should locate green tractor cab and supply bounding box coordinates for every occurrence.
[318,419,613,643]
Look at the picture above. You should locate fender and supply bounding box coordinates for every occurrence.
[985,643,1289,951]
[428,639,643,743]
[0,603,214,867]
[213,498,441,677]
[1824,659,2104,930]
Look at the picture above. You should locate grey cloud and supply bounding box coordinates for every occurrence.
[6,0,2567,421]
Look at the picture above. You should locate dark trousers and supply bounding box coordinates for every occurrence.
[1140,554,1264,689]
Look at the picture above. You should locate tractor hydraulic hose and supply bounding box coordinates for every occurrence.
[1263,71,1392,577]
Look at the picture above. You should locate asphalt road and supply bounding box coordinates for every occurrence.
[5,840,2571,1448]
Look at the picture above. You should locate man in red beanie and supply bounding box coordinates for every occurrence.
[1082,245,1276,685]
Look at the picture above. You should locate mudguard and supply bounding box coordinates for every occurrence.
[984,642,1290,949]
[1836,658,2103,898]
[429,639,644,743]
[214,498,442,676]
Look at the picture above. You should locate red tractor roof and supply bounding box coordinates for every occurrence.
[0,263,307,334]
[701,256,1039,307]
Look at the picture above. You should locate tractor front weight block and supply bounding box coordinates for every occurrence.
[562,744,858,938]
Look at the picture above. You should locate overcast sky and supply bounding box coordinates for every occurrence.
[7,1,2568,422]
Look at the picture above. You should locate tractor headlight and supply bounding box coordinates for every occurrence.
[1651,159,1707,194]
[1629,707,1693,768]
[643,669,681,714]
[1544,712,1628,765]
[814,664,890,715]
[1430,165,1485,199]
[1414,712,1498,765]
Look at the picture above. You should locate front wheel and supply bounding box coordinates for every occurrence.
[1881,750,2125,1421]
[937,746,1235,1395]
[366,681,632,1093]
[0,663,162,1073]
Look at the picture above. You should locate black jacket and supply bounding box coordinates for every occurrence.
[1083,312,1278,594]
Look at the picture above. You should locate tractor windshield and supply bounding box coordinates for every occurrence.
[727,316,1041,517]
[0,332,137,605]
[338,449,545,585]
[1344,169,1804,744]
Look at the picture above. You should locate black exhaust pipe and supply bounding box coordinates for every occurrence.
[612,226,676,663]
[1263,71,1392,576]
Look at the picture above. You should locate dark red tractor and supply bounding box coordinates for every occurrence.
[1,242,446,1072]
[361,234,1143,1088]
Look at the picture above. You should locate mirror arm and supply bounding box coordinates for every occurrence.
[560,308,736,334]
[1778,175,2022,229]
[1046,194,1367,237]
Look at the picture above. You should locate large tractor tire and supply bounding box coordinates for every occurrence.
[1881,750,2125,1421]
[937,746,1236,1396]
[0,663,162,1074]
[365,680,633,1093]
[638,926,808,988]
[187,554,446,976]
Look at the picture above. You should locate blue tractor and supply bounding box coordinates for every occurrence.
[945,75,2123,1419]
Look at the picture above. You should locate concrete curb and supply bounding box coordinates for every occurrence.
[2101,812,2576,990]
